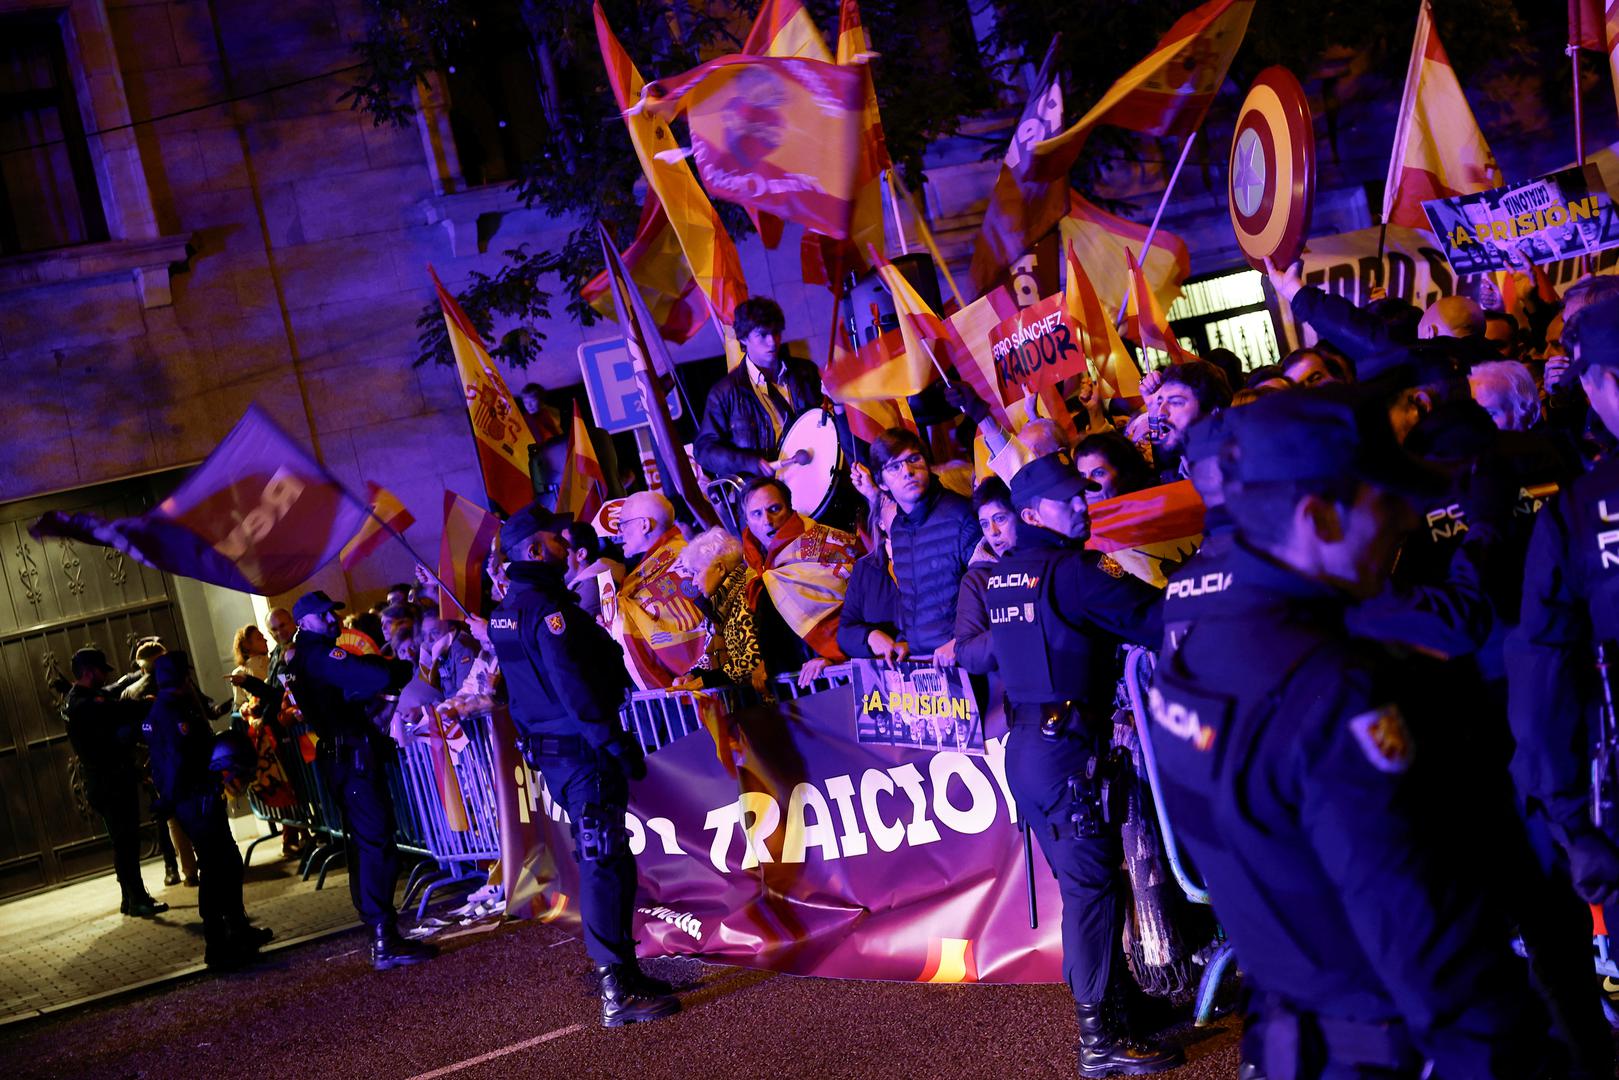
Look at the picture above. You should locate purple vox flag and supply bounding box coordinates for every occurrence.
[30,405,368,595]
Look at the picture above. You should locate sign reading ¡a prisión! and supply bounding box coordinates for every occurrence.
[988,293,1084,401]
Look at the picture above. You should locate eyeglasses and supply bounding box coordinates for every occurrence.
[881,452,926,475]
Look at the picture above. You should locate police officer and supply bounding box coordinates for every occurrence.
[988,455,1179,1076]
[142,651,271,968]
[284,589,436,970]
[63,647,169,917]
[487,502,679,1027]
[1151,387,1547,1077]
[1510,292,1619,997]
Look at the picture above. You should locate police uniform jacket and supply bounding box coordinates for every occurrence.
[487,560,632,745]
[283,630,411,741]
[985,525,1161,707]
[142,689,218,805]
[1152,543,1535,1073]
[1508,453,1619,836]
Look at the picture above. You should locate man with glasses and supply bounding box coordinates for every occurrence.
[612,491,707,689]
[870,428,979,667]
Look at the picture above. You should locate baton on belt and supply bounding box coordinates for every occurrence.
[1022,820,1038,929]
[1595,642,1619,830]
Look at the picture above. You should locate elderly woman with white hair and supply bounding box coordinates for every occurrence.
[1469,359,1541,432]
[672,527,769,696]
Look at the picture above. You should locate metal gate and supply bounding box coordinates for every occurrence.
[0,473,192,899]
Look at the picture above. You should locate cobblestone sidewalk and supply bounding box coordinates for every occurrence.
[0,824,365,1025]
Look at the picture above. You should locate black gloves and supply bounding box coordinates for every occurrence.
[942,381,990,426]
[604,730,647,781]
[1558,825,1619,906]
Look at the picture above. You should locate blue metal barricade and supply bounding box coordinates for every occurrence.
[1122,646,1235,1026]
[390,714,504,918]
[615,666,855,755]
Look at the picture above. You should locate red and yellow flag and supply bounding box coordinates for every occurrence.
[823,251,948,401]
[439,490,500,622]
[580,193,705,345]
[641,56,868,241]
[741,0,833,248]
[594,2,746,323]
[339,482,413,571]
[558,402,607,526]
[1085,479,1206,586]
[1030,0,1253,181]
[425,705,471,833]
[1381,0,1500,231]
[942,286,1021,427]
[741,514,859,662]
[1124,248,1196,365]
[1059,189,1189,320]
[431,268,537,516]
[1064,240,1142,404]
[837,0,889,254]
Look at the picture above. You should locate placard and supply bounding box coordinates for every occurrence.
[988,292,1083,400]
[1422,165,1619,275]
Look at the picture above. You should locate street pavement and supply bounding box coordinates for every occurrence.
[0,914,1245,1079]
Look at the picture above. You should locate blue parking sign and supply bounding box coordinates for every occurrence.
[576,337,680,433]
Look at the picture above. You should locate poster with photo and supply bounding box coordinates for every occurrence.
[850,661,985,755]
[1423,165,1619,275]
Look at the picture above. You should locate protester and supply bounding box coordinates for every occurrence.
[1469,359,1541,432]
[613,490,708,689]
[954,478,1017,675]
[836,495,905,664]
[693,297,825,480]
[1140,361,1233,483]
[673,527,768,694]
[562,520,624,621]
[1072,431,1155,503]
[872,428,979,666]
[229,625,270,718]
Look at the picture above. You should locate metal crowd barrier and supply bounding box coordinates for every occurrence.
[615,664,855,754]
[1122,646,1236,1027]
[392,713,503,919]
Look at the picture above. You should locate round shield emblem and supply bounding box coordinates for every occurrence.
[1228,67,1315,272]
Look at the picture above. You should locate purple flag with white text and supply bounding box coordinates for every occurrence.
[30,405,367,595]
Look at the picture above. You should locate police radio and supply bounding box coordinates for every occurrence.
[1594,642,1619,829]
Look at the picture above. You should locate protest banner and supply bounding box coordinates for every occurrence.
[850,661,986,754]
[499,684,1065,983]
[989,292,1083,400]
[1422,164,1619,275]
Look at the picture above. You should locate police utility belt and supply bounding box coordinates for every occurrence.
[1255,994,1420,1079]
[1008,699,1109,737]
[515,731,589,762]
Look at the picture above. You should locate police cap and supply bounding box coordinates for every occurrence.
[1570,292,1619,376]
[292,589,344,622]
[501,501,573,549]
[1009,454,1098,511]
[1183,411,1231,466]
[1223,385,1447,496]
[71,647,112,678]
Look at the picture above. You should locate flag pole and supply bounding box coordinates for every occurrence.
[1570,41,1591,276]
[358,501,472,619]
[1114,132,1197,330]
[884,170,910,254]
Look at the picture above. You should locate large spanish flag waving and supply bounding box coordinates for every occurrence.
[580,193,706,345]
[439,489,499,622]
[431,268,537,516]
[1065,241,1142,404]
[1029,0,1252,181]
[823,251,949,401]
[1381,0,1499,231]
[1124,248,1197,365]
[594,2,746,323]
[339,482,414,571]
[741,0,834,248]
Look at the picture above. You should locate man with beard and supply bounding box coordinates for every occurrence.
[1141,361,1232,485]
[985,455,1176,1076]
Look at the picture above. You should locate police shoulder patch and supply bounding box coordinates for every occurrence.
[545,612,566,635]
[1347,705,1414,774]
[329,647,346,660]
[1097,554,1126,579]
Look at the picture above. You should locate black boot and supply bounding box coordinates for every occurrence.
[122,894,169,917]
[163,861,181,887]
[370,922,438,971]
[203,919,251,971]
[597,963,680,1027]
[1076,1000,1182,1077]
[589,962,676,998]
[231,918,274,950]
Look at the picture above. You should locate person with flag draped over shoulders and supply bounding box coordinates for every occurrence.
[693,297,827,480]
[485,501,680,1027]
[987,453,1175,1076]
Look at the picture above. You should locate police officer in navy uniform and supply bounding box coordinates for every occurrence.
[1150,387,1548,1077]
[142,650,272,969]
[1510,293,1619,1021]
[284,589,437,970]
[988,455,1180,1076]
[487,502,679,1027]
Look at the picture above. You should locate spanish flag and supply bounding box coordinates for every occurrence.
[1085,479,1206,587]
[594,2,747,323]
[1124,248,1197,365]
[558,402,607,526]
[431,268,537,516]
[1381,0,1499,231]
[837,0,889,256]
[580,193,706,345]
[438,490,499,623]
[941,286,1020,428]
[338,482,414,572]
[1059,189,1189,327]
[741,0,833,248]
[823,250,949,401]
[1064,240,1142,404]
[640,55,868,242]
[1029,0,1253,181]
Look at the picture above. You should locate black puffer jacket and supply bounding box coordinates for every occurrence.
[887,482,980,652]
[693,358,825,478]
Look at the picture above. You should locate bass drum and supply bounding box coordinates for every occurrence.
[775,410,863,532]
